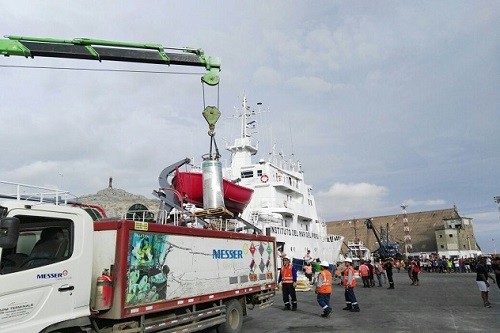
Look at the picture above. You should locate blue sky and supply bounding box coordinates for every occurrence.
[1,1,499,253]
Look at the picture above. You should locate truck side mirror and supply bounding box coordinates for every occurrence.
[0,217,20,249]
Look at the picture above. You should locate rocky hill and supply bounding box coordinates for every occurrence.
[77,187,160,218]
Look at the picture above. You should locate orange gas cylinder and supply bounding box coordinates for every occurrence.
[95,270,113,311]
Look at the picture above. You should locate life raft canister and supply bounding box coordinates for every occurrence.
[95,269,113,311]
[260,175,269,183]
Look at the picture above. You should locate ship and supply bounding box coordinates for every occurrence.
[222,96,344,268]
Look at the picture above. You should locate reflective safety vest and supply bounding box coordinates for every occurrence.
[281,265,294,284]
[317,270,332,294]
[359,264,369,277]
[343,266,357,288]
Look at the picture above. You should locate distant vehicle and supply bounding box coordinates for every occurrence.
[365,219,402,260]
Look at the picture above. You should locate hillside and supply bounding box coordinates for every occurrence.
[77,187,160,218]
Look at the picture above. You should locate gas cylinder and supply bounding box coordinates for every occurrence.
[95,269,113,311]
[202,159,225,209]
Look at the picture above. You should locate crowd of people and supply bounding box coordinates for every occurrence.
[277,250,500,317]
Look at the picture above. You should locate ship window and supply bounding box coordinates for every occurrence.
[257,170,263,176]
[439,235,443,238]
[440,245,444,249]
[241,170,254,178]
[449,234,453,238]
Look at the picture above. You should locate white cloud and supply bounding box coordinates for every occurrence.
[253,67,283,87]
[403,199,447,207]
[316,182,388,219]
[285,76,332,95]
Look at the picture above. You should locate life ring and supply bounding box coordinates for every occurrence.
[260,175,269,183]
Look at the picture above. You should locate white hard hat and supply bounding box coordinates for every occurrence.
[344,258,353,263]
[320,260,329,267]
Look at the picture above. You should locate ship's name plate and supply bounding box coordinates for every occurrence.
[270,226,320,239]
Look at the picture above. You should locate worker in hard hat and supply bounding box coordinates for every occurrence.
[278,257,298,311]
[342,258,360,312]
[315,260,333,318]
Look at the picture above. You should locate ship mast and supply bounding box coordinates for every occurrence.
[226,96,259,177]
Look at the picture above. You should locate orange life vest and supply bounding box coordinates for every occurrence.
[281,265,294,284]
[317,270,332,294]
[343,266,357,288]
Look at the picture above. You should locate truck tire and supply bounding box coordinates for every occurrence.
[218,299,243,333]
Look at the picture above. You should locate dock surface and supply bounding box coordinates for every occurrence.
[238,271,499,332]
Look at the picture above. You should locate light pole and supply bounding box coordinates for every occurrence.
[349,219,359,243]
[495,196,500,255]
[401,204,411,258]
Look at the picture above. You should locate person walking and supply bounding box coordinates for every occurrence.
[366,259,375,287]
[493,257,500,291]
[374,259,384,287]
[278,257,298,311]
[315,261,333,318]
[411,259,421,286]
[342,258,360,312]
[304,262,313,284]
[359,260,370,288]
[476,257,494,308]
[303,249,313,265]
[384,257,395,289]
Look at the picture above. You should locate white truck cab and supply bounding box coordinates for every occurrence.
[0,198,94,333]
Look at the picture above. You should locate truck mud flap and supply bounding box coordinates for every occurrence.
[143,305,226,333]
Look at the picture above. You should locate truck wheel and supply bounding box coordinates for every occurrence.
[218,299,243,333]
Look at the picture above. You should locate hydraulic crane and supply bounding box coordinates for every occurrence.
[365,218,402,259]
[0,35,221,85]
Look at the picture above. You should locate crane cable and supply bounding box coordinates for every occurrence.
[201,81,221,160]
[0,64,205,75]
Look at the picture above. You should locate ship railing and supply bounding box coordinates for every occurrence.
[123,208,201,227]
[122,208,238,231]
[0,180,73,205]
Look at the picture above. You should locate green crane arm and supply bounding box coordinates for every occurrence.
[0,35,220,85]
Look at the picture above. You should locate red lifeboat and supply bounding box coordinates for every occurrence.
[172,171,254,214]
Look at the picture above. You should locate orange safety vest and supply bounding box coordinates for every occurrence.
[317,270,332,294]
[281,265,294,284]
[343,266,357,288]
[359,264,369,277]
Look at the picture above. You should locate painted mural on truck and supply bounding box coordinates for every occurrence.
[126,232,170,306]
[125,231,275,307]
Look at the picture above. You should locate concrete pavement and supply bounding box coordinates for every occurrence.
[240,271,499,332]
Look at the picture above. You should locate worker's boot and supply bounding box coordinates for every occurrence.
[350,303,360,312]
[388,282,394,289]
[321,307,332,318]
[283,303,291,311]
[291,302,297,311]
[342,303,352,311]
